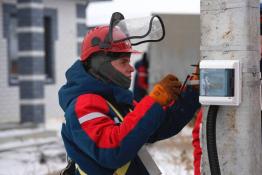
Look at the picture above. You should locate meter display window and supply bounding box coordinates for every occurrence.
[200,69,234,97]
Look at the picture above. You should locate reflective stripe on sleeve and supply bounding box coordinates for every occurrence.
[78,112,107,124]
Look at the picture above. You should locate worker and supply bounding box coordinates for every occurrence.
[192,108,203,175]
[190,62,203,175]
[59,13,201,175]
[133,52,149,101]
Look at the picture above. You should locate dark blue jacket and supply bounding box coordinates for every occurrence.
[58,60,200,175]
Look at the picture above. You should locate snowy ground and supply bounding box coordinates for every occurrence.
[0,140,66,175]
[0,126,194,175]
[148,126,194,175]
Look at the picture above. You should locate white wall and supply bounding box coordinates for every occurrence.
[0,0,20,123]
[0,0,85,125]
[44,0,86,129]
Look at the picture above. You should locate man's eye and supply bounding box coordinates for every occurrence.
[121,61,127,64]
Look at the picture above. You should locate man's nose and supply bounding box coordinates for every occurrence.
[129,64,135,73]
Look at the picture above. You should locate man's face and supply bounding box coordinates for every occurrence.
[111,57,134,79]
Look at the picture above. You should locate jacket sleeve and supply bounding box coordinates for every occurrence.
[67,94,165,169]
[147,86,201,143]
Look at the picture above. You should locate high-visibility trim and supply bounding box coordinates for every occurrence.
[76,163,88,175]
[79,112,107,124]
[75,94,155,149]
[106,101,124,121]
[106,101,131,175]
[76,100,132,175]
[76,162,131,175]
[115,161,131,175]
[75,94,109,119]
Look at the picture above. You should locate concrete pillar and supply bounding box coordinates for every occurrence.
[17,0,45,124]
[200,0,262,174]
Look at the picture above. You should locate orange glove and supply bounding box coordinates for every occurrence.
[149,74,181,106]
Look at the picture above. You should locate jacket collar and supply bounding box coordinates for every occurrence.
[59,60,133,111]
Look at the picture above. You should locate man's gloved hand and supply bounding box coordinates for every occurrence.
[149,74,181,106]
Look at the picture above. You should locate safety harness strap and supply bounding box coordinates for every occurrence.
[106,101,132,175]
[76,101,162,175]
[76,163,87,175]
[106,101,162,175]
[75,101,132,175]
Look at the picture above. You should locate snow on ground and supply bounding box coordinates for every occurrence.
[0,128,45,138]
[0,126,194,175]
[0,140,66,175]
[148,126,194,175]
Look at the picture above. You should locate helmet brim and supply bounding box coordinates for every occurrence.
[108,48,142,54]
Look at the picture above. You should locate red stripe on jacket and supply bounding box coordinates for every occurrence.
[75,94,155,148]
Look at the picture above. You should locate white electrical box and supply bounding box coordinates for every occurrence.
[199,60,241,106]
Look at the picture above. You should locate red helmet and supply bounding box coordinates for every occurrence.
[80,26,140,61]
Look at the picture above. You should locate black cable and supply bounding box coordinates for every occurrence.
[206,105,221,175]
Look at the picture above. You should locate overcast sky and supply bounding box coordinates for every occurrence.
[87,0,200,26]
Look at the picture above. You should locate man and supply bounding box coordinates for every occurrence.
[133,53,149,101]
[192,108,202,175]
[189,63,202,175]
[59,23,200,174]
